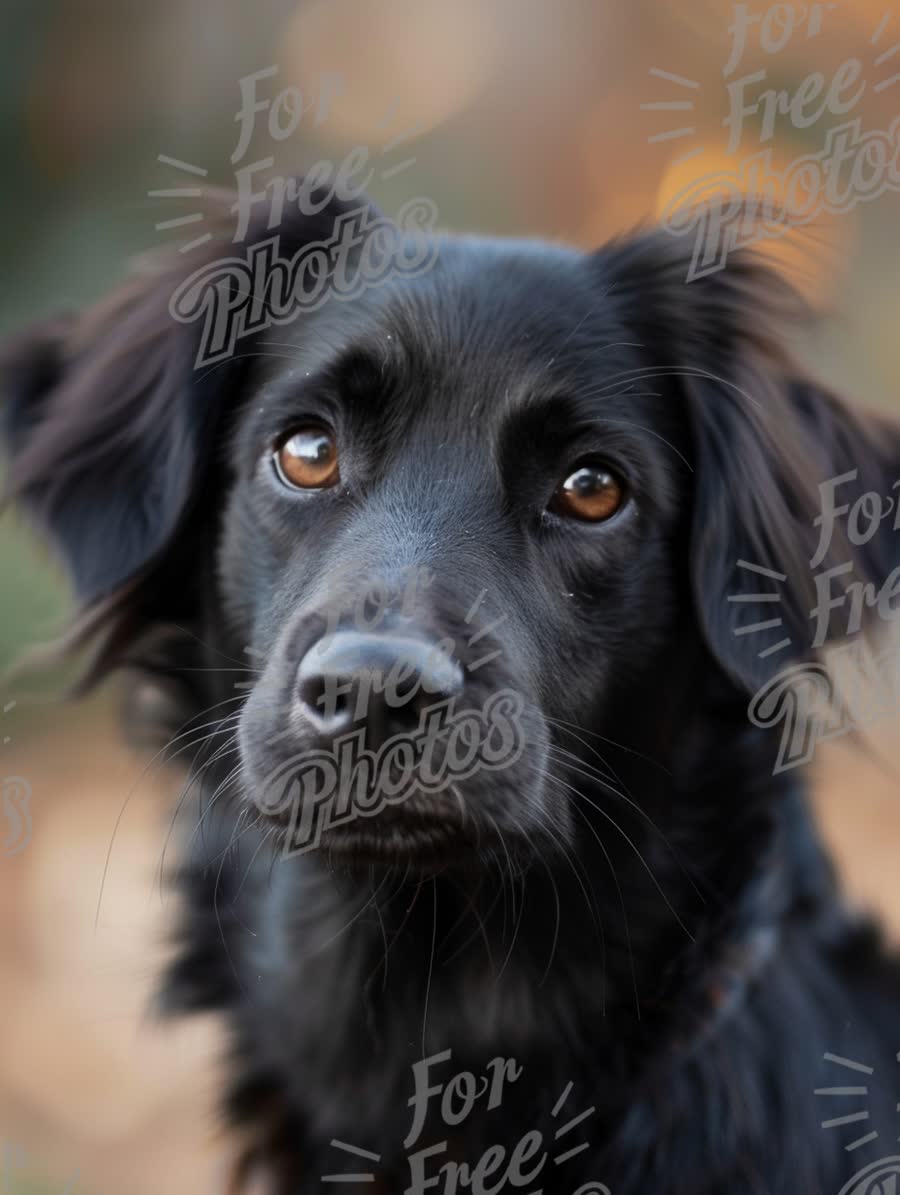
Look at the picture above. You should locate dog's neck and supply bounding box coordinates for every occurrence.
[203,719,832,1149]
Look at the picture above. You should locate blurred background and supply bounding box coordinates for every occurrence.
[0,1,899,1190]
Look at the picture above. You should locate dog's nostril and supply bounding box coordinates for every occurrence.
[297,670,351,724]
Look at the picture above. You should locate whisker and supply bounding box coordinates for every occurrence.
[540,763,694,942]
[95,697,248,927]
[544,742,706,904]
[538,768,641,1017]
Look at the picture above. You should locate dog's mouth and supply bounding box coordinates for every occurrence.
[252,769,493,865]
[314,800,485,866]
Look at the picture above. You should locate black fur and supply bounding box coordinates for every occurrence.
[4,190,900,1194]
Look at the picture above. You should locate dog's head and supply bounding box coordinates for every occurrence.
[3,190,899,872]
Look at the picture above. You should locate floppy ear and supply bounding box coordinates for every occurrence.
[1,185,382,671]
[2,258,228,608]
[602,219,900,696]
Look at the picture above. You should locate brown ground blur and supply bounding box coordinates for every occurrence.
[0,699,229,1194]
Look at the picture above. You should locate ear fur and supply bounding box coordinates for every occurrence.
[1,186,381,678]
[601,217,900,695]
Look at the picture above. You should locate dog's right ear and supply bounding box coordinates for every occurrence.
[2,185,381,647]
[1,248,234,612]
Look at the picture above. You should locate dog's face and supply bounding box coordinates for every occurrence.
[3,193,899,875]
[227,241,692,862]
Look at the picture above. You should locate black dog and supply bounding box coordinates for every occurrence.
[4,189,900,1194]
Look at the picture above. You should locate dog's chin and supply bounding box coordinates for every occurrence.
[314,811,484,869]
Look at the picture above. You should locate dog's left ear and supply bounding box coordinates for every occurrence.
[602,220,900,695]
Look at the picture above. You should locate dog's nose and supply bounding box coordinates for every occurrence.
[297,630,464,746]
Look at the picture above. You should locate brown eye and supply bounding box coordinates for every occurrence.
[275,426,340,490]
[550,465,625,523]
